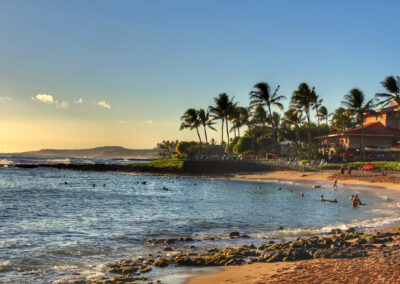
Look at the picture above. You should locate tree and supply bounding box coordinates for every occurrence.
[157,140,178,158]
[230,106,249,137]
[375,75,400,107]
[341,88,375,160]
[313,95,323,138]
[249,82,286,153]
[197,109,216,144]
[209,93,235,150]
[176,141,203,158]
[283,107,304,154]
[291,83,317,159]
[318,106,329,126]
[329,107,355,131]
[179,108,202,143]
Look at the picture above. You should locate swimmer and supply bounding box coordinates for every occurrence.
[258,186,262,190]
[93,184,96,187]
[301,192,304,197]
[278,187,282,191]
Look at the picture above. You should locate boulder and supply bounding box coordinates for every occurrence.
[229,231,240,238]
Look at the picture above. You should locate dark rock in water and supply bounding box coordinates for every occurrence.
[268,240,275,244]
[229,231,240,238]
[241,234,250,238]
[153,258,169,267]
[276,226,284,230]
[163,246,173,251]
[346,227,355,233]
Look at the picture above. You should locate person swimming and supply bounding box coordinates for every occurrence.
[301,192,304,197]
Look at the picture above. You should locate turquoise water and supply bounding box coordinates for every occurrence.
[0,167,399,283]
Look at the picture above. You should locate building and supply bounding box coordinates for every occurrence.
[320,99,400,156]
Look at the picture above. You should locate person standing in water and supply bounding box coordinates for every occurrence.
[333,179,338,189]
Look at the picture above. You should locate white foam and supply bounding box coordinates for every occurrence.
[46,158,70,164]
[0,159,13,166]
[0,260,12,272]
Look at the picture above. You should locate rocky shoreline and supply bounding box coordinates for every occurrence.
[90,228,400,284]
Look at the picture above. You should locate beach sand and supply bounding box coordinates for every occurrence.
[234,170,400,191]
[186,170,400,284]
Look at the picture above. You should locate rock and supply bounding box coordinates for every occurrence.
[276,226,284,230]
[346,227,355,233]
[153,258,169,267]
[229,231,240,238]
[141,266,152,273]
[163,246,173,251]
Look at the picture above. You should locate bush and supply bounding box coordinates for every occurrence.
[226,137,240,154]
[233,136,255,154]
[176,141,204,158]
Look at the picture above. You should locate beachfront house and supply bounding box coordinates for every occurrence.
[320,99,400,156]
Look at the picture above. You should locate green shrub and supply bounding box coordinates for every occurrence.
[176,141,204,158]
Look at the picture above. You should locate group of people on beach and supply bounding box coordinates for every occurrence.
[340,165,352,176]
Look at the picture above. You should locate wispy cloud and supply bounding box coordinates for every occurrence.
[33,94,54,104]
[33,93,70,109]
[147,120,153,124]
[75,98,84,104]
[56,101,70,109]
[94,100,111,109]
[0,96,13,102]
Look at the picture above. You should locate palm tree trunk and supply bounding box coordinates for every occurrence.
[203,125,208,144]
[306,110,312,160]
[225,118,230,151]
[195,126,202,143]
[267,104,276,154]
[295,125,300,154]
[361,114,364,161]
[221,118,224,145]
[316,111,321,155]
[238,127,241,137]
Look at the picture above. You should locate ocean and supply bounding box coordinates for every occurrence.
[0,157,400,283]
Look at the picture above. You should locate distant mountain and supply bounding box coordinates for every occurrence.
[11,146,159,159]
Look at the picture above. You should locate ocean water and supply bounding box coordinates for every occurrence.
[0,165,400,283]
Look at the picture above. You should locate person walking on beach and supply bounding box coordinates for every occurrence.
[340,165,345,177]
[347,165,352,176]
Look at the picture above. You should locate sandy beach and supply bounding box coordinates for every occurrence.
[234,170,400,191]
[186,170,400,284]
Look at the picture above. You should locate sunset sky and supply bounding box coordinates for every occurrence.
[0,0,399,152]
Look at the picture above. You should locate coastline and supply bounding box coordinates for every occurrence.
[185,171,400,284]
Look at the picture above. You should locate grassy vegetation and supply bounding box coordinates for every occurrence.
[130,159,184,171]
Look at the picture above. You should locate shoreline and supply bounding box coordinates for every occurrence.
[185,171,400,284]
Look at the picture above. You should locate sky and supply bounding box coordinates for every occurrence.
[0,0,399,152]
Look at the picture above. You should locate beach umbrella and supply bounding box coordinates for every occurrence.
[363,163,374,170]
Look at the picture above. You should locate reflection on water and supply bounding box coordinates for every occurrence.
[0,167,399,283]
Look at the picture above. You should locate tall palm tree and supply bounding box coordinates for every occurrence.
[313,95,323,138]
[283,107,304,154]
[249,82,286,153]
[179,108,202,143]
[318,106,329,126]
[375,75,400,107]
[291,83,317,159]
[209,93,235,149]
[230,106,249,137]
[197,109,216,144]
[341,88,375,160]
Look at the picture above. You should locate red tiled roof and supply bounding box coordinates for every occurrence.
[321,122,400,138]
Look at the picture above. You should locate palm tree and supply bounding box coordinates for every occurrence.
[209,93,229,145]
[341,88,375,160]
[249,82,286,153]
[209,93,235,149]
[197,109,216,144]
[329,107,355,131]
[313,95,323,138]
[179,108,202,143]
[375,75,400,107]
[230,106,249,137]
[318,106,329,126]
[283,107,304,154]
[291,83,317,159]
